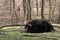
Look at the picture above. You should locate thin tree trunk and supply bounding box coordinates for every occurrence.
[13,0,15,8]
[49,0,56,22]
[49,0,51,22]
[51,0,56,21]
[41,0,44,19]
[12,0,19,24]
[58,2,60,21]
[27,0,31,21]
[36,0,39,16]
[23,0,27,24]
[23,0,27,16]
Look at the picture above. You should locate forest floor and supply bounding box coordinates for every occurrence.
[0,26,60,40]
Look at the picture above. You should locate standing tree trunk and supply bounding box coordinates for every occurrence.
[58,2,60,21]
[49,0,51,22]
[5,0,16,24]
[41,0,44,19]
[51,0,56,21]
[11,0,19,25]
[36,0,39,16]
[27,0,31,21]
[49,0,56,22]
[23,0,27,24]
[23,0,27,16]
[13,0,15,8]
[12,0,19,24]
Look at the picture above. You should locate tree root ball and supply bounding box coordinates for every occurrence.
[25,19,55,33]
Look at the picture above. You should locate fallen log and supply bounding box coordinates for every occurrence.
[52,23,60,28]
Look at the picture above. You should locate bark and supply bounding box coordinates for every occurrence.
[41,0,44,19]
[27,0,31,21]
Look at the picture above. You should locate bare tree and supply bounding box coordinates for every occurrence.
[13,0,20,24]
[5,0,18,24]
[23,0,27,24]
[49,0,56,22]
[23,0,27,16]
[13,0,15,8]
[4,0,16,24]
[58,2,60,21]
[26,0,31,21]
[41,0,44,19]
[36,0,39,16]
[51,0,56,21]
[49,0,52,22]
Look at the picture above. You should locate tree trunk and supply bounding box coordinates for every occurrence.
[27,0,31,21]
[49,0,56,22]
[58,2,60,21]
[12,0,19,24]
[41,0,44,19]
[36,0,39,16]
[49,0,51,22]
[23,0,27,24]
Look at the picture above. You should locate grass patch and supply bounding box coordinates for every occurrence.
[0,26,59,40]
